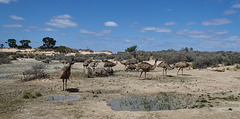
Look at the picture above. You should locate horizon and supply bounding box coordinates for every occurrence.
[1,0,240,52]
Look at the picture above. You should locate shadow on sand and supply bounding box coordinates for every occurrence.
[177,74,191,76]
[66,88,79,93]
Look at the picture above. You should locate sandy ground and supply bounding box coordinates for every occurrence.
[0,59,240,119]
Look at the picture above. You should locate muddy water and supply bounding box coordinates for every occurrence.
[108,92,197,111]
[46,96,80,102]
[0,73,18,80]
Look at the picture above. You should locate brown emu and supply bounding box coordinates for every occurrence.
[157,61,174,76]
[175,61,190,75]
[137,59,158,80]
[60,59,75,91]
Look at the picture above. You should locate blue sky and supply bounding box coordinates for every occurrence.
[1,0,240,52]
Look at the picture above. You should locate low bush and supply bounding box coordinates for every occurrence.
[0,52,11,65]
[22,64,48,81]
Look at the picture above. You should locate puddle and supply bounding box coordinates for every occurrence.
[0,73,18,80]
[108,92,197,111]
[46,96,80,102]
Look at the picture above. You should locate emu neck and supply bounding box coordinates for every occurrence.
[65,63,73,71]
[150,61,157,70]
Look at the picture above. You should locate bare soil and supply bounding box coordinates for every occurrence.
[1,59,240,119]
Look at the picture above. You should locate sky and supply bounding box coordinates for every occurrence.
[1,0,240,52]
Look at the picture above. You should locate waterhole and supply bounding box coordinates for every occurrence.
[0,73,18,80]
[46,96,80,102]
[108,92,197,111]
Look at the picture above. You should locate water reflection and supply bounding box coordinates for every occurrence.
[46,96,80,102]
[108,93,197,111]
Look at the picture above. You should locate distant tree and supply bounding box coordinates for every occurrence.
[180,47,193,52]
[0,44,3,48]
[19,40,31,49]
[125,45,137,58]
[7,39,17,48]
[189,47,193,51]
[41,37,56,49]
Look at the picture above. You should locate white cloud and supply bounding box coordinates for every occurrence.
[165,8,172,12]
[226,36,240,41]
[79,29,112,36]
[46,14,77,28]
[146,37,155,41]
[197,35,240,51]
[0,0,17,4]
[140,27,172,33]
[130,22,138,27]
[104,21,118,27]
[232,3,240,8]
[3,23,22,28]
[186,22,196,26]
[54,14,72,19]
[175,29,229,39]
[202,18,232,26]
[164,22,177,26]
[9,15,24,20]
[224,9,238,15]
[214,30,229,35]
[28,26,55,31]
[43,28,55,31]
[125,39,131,42]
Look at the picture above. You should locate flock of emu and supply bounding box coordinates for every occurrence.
[41,58,190,91]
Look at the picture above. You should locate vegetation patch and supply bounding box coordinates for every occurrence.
[0,52,11,65]
[23,92,42,99]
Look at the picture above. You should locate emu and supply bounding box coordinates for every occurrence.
[60,59,75,91]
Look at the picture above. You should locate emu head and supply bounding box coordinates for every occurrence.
[70,58,75,65]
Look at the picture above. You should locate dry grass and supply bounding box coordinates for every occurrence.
[0,59,240,119]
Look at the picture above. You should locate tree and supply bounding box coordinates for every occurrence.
[0,44,3,48]
[7,39,17,48]
[180,47,193,52]
[19,40,31,49]
[41,37,56,49]
[189,47,193,51]
[125,45,137,58]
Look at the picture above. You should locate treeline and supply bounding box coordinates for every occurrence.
[1,43,240,69]
[1,37,57,49]
[1,37,77,54]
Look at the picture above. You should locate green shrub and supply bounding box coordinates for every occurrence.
[53,54,67,60]
[35,92,42,97]
[28,53,35,58]
[23,92,36,99]
[23,92,42,99]
[236,65,240,69]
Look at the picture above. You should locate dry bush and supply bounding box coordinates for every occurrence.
[22,64,49,81]
[0,52,11,65]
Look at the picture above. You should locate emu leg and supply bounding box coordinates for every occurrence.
[163,69,164,75]
[139,71,143,80]
[65,79,67,91]
[177,68,181,75]
[182,68,183,75]
[144,72,146,80]
[62,79,64,91]
[165,69,167,75]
